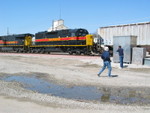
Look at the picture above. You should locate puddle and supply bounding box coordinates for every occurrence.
[1,75,150,105]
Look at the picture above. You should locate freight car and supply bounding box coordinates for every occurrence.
[0,28,101,55]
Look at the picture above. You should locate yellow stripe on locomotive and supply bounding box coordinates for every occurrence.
[86,34,93,46]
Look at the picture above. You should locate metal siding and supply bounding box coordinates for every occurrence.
[132,47,146,65]
[144,58,150,66]
[98,22,150,45]
[113,36,137,63]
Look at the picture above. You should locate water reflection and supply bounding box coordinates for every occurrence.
[101,88,111,102]
[1,75,150,105]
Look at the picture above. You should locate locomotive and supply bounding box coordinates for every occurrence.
[0,28,101,55]
[0,33,33,52]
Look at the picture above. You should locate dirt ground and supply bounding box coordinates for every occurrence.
[0,53,150,113]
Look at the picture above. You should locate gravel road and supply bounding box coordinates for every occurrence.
[0,53,150,113]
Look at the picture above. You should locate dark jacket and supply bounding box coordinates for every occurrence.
[117,48,124,56]
[101,51,111,62]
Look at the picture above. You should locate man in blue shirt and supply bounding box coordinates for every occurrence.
[117,46,124,68]
[97,46,112,77]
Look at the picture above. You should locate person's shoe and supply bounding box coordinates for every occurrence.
[97,74,100,77]
[108,75,112,77]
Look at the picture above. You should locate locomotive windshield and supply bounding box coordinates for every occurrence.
[75,29,89,37]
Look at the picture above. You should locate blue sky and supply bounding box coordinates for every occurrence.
[0,0,150,35]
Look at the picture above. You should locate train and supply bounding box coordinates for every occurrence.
[0,28,102,55]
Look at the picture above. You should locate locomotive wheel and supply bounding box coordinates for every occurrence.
[35,50,40,53]
[83,51,90,55]
[31,50,35,53]
[18,49,22,53]
[31,50,34,53]
[76,51,81,55]
[68,51,73,55]
[40,50,45,54]
[16,49,20,53]
[83,52,87,55]
[27,50,31,53]
[28,50,32,53]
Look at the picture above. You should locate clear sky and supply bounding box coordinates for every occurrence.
[0,0,150,35]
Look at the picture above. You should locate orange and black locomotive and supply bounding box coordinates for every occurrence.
[0,28,100,55]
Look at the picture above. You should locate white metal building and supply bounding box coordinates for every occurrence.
[98,22,150,46]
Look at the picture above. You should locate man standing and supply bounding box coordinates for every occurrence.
[97,46,112,77]
[117,46,124,68]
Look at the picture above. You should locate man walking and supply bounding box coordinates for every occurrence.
[117,46,124,68]
[97,46,112,77]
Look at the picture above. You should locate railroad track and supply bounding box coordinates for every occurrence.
[0,52,100,59]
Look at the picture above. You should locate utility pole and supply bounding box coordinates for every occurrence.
[7,27,9,35]
[52,20,54,31]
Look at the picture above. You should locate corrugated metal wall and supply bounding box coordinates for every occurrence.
[98,22,150,45]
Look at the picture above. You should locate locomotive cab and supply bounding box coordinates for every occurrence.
[75,29,89,37]
[24,35,32,46]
